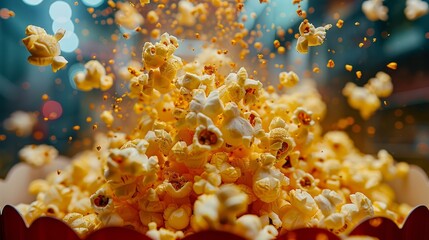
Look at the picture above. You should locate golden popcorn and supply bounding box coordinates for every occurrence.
[74,60,113,91]
[19,144,58,167]
[405,0,429,20]
[296,20,332,54]
[14,29,414,240]
[3,111,37,137]
[115,2,144,30]
[176,0,206,27]
[362,0,388,21]
[279,71,299,88]
[22,25,68,72]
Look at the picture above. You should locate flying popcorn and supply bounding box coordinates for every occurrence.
[296,20,332,54]
[74,60,114,91]
[404,0,429,20]
[362,0,388,21]
[115,2,144,30]
[22,25,68,72]
[343,71,393,119]
[3,111,37,137]
[176,0,207,27]
[19,144,58,167]
[15,33,412,240]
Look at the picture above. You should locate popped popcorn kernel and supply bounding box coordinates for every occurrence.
[74,60,114,91]
[115,2,144,30]
[19,144,58,167]
[100,110,114,126]
[3,111,37,137]
[22,25,68,72]
[296,19,332,54]
[362,0,388,21]
[279,71,299,88]
[405,0,429,20]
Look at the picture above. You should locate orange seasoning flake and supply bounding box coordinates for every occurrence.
[327,59,335,68]
[387,62,398,70]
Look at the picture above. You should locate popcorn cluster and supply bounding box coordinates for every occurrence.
[17,35,411,240]
[342,71,393,119]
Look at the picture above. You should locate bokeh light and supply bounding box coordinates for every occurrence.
[81,0,104,8]
[22,0,43,6]
[52,18,75,37]
[49,1,72,20]
[42,100,63,120]
[60,33,79,53]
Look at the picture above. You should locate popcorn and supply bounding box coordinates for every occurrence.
[362,0,388,21]
[100,110,114,126]
[296,20,332,54]
[405,0,429,20]
[19,144,58,167]
[74,60,114,91]
[279,71,299,88]
[253,153,290,203]
[365,71,393,98]
[343,71,392,119]
[22,25,68,72]
[163,204,192,230]
[176,0,207,27]
[220,102,254,147]
[342,82,381,119]
[15,32,413,239]
[3,111,37,137]
[115,2,144,30]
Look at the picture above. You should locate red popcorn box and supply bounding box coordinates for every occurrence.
[1,160,428,240]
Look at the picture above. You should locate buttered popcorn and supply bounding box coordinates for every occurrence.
[17,34,412,240]
[343,71,393,119]
[74,60,114,91]
[362,0,388,21]
[404,0,429,20]
[22,25,68,72]
[296,20,332,54]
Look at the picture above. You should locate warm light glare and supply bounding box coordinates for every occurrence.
[42,100,63,120]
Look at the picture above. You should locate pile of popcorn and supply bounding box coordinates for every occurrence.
[16,33,412,240]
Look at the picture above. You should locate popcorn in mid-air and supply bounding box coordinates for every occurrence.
[404,0,429,20]
[296,20,332,54]
[22,25,68,72]
[19,144,58,167]
[74,60,114,91]
[3,111,37,137]
[115,2,144,30]
[362,0,388,21]
[343,71,393,119]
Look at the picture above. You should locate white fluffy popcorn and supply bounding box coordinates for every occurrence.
[362,0,388,21]
[3,111,37,137]
[404,0,429,20]
[74,60,113,91]
[19,144,58,167]
[115,2,144,30]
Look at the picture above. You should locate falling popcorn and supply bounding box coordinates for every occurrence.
[12,12,414,240]
[176,0,207,27]
[3,111,37,137]
[296,19,332,54]
[115,2,144,30]
[19,144,58,167]
[74,60,114,91]
[22,25,68,72]
[404,0,429,20]
[343,71,393,119]
[362,0,388,21]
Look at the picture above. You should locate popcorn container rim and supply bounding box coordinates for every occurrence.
[1,159,429,240]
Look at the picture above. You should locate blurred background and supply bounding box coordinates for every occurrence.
[1,0,429,178]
